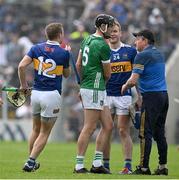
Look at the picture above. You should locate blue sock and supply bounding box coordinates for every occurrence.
[103,158,110,170]
[124,159,132,170]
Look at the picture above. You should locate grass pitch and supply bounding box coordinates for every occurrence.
[0,142,179,179]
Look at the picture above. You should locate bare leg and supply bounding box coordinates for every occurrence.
[30,119,56,159]
[96,107,113,153]
[75,109,100,171]
[118,115,132,170]
[28,115,41,155]
[77,109,100,156]
[102,114,115,160]
[90,106,113,173]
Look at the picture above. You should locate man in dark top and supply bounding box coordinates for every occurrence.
[121,29,169,175]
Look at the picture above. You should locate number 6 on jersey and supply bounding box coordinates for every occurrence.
[82,46,89,66]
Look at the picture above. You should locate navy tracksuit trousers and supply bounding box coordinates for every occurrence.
[139,91,169,168]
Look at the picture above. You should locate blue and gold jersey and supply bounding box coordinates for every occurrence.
[27,40,70,94]
[132,45,167,93]
[106,43,137,96]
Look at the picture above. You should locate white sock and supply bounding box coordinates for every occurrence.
[75,155,84,170]
[93,151,103,167]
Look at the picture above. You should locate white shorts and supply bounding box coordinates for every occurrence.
[31,90,61,118]
[80,88,107,110]
[106,95,132,115]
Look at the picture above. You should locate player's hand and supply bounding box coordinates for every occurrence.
[135,96,142,110]
[76,61,82,73]
[78,93,82,101]
[19,86,31,97]
[77,92,84,108]
[78,92,82,102]
[65,44,71,51]
[24,88,31,97]
[121,83,128,95]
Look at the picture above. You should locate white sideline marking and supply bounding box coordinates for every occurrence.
[166,44,179,76]
[174,98,179,104]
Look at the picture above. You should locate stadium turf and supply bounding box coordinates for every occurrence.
[0,142,178,179]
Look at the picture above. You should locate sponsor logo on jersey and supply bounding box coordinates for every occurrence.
[111,61,132,73]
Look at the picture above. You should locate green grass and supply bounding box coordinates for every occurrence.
[0,142,179,179]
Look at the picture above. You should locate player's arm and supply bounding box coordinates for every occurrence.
[101,43,111,82]
[122,52,144,95]
[63,50,71,78]
[63,67,71,78]
[121,73,140,95]
[18,55,32,89]
[76,50,82,76]
[102,62,111,82]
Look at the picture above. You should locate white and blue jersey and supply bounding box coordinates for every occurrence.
[132,45,167,93]
[106,43,137,96]
[27,40,70,94]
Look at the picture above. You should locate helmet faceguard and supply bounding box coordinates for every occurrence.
[95,14,115,39]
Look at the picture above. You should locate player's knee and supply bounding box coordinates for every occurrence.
[83,124,96,135]
[102,121,113,133]
[119,127,128,137]
[108,121,113,132]
[33,127,40,134]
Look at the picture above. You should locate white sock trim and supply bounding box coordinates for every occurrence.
[95,151,103,155]
[77,155,84,159]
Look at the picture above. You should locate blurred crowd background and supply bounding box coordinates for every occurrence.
[0,0,179,142]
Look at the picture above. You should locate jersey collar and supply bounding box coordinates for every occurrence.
[92,34,103,38]
[46,40,60,46]
[111,42,125,52]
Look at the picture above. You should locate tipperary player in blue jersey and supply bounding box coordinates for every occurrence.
[122,29,169,175]
[18,22,71,172]
[101,20,140,174]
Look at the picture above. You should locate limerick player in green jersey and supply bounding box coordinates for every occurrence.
[74,14,114,174]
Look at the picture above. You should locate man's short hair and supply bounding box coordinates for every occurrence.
[133,29,155,44]
[45,23,63,40]
[114,19,121,31]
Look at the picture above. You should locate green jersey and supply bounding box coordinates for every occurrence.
[80,35,110,90]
